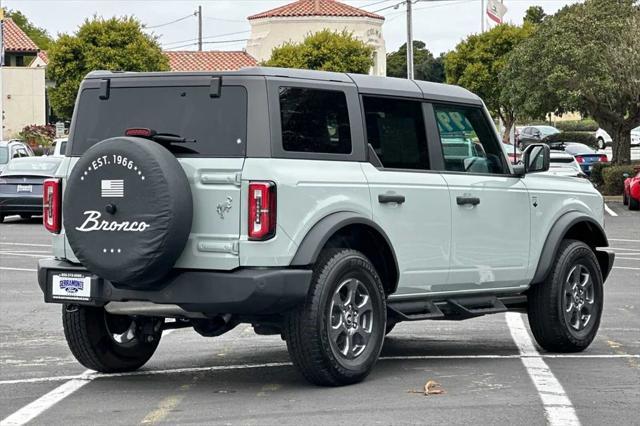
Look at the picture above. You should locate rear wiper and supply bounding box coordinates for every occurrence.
[124,128,196,143]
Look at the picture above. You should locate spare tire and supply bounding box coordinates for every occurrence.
[64,137,192,288]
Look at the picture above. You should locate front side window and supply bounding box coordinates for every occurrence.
[363,96,428,170]
[434,105,507,174]
[279,87,351,154]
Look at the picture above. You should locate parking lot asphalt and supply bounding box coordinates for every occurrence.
[0,202,638,426]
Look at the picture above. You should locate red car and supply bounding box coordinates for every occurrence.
[623,168,640,210]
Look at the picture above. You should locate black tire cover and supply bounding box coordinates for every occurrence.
[64,137,192,287]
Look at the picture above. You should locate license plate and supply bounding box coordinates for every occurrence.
[16,184,32,193]
[51,273,92,301]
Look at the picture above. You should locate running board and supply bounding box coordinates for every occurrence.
[388,295,512,321]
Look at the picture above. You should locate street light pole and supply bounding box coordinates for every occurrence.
[197,5,203,51]
[406,0,414,79]
[481,0,485,32]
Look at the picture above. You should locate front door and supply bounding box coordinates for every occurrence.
[361,96,451,295]
[432,104,531,293]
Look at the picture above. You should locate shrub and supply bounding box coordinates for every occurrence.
[590,162,611,187]
[555,119,599,132]
[17,124,55,148]
[601,165,637,195]
[543,131,598,148]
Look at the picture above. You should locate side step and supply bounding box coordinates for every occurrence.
[388,295,514,321]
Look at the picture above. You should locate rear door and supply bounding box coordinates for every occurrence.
[431,104,530,292]
[361,96,451,295]
[66,75,251,270]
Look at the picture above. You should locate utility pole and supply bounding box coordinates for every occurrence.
[480,0,485,32]
[406,0,414,80]
[197,5,202,51]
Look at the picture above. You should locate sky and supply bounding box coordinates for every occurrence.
[2,0,581,55]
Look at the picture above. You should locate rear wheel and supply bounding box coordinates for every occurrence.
[62,305,162,373]
[623,191,629,205]
[284,249,386,386]
[630,196,640,211]
[527,239,603,352]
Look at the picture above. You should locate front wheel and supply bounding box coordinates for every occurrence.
[62,305,162,373]
[527,239,603,352]
[284,249,386,386]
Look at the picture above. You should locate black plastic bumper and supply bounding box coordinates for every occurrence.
[38,258,312,315]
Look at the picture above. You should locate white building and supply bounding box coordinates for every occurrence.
[246,0,386,76]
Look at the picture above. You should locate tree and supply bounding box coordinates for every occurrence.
[5,9,54,50]
[444,24,533,141]
[47,17,169,119]
[263,30,374,74]
[386,41,445,82]
[502,0,640,164]
[523,6,546,24]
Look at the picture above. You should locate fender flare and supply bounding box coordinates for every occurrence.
[290,211,399,275]
[531,211,611,284]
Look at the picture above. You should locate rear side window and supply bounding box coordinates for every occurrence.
[363,96,428,170]
[70,85,247,157]
[279,87,351,154]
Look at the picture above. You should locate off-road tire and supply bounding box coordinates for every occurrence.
[629,196,639,211]
[62,305,161,373]
[284,249,386,386]
[527,239,603,352]
[623,192,629,205]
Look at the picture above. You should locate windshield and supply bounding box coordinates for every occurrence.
[5,158,62,173]
[70,85,247,157]
[538,126,560,136]
[0,147,8,164]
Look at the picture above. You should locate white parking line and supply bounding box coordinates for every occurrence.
[0,267,37,272]
[613,266,640,271]
[0,370,93,426]
[506,312,580,426]
[608,238,640,243]
[0,252,48,259]
[2,354,638,386]
[604,204,618,217]
[616,257,640,261]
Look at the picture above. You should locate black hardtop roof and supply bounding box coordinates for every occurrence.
[85,67,481,104]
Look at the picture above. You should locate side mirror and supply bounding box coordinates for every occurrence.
[623,173,630,178]
[523,143,550,173]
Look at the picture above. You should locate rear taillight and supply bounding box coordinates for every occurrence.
[248,181,276,240]
[599,155,608,163]
[575,156,584,164]
[43,178,61,233]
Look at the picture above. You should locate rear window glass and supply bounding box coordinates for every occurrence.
[70,85,247,157]
[279,87,352,154]
[6,158,61,172]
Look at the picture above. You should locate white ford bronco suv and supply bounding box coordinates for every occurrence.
[38,68,614,386]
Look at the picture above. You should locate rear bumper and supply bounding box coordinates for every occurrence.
[0,195,42,214]
[38,258,312,316]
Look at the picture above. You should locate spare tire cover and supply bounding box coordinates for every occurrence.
[64,137,192,287]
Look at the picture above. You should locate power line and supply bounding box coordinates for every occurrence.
[162,30,250,47]
[145,13,194,29]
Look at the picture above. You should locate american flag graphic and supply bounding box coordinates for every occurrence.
[101,180,124,198]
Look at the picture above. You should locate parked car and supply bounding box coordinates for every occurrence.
[595,128,612,150]
[50,138,68,157]
[546,151,586,178]
[550,142,608,176]
[37,68,613,386]
[0,140,34,173]
[0,156,62,223]
[502,142,521,164]
[623,169,640,210]
[518,125,560,150]
[631,126,640,147]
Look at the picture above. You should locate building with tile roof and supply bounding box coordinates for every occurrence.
[2,17,39,66]
[164,50,257,72]
[246,0,386,76]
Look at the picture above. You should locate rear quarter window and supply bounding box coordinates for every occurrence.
[70,85,247,157]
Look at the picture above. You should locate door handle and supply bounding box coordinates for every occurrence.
[378,194,405,204]
[456,196,480,206]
